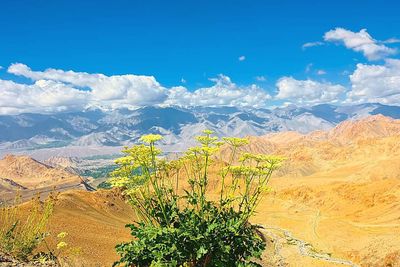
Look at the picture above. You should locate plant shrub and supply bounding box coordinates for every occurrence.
[110,131,283,267]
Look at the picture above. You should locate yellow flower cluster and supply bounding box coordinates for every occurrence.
[187,146,219,156]
[57,232,68,238]
[139,134,163,144]
[195,135,218,146]
[109,177,131,188]
[202,129,214,135]
[222,137,249,147]
[57,241,68,250]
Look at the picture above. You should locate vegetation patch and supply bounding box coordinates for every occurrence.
[0,194,56,262]
[110,131,283,266]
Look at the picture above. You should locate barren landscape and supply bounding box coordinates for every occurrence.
[1,115,399,266]
[2,2,400,266]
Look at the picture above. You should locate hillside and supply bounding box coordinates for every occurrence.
[9,189,135,266]
[0,155,86,204]
[2,115,400,266]
[0,155,83,189]
[238,115,400,266]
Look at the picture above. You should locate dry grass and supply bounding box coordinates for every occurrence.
[0,192,56,261]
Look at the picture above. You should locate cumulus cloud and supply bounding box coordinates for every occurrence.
[324,28,396,60]
[346,59,400,104]
[165,74,271,108]
[8,63,168,105]
[0,79,89,115]
[0,63,273,114]
[317,70,326,75]
[238,55,246,61]
[276,77,345,105]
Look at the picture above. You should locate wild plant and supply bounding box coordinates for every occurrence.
[0,192,56,261]
[110,130,283,266]
[37,231,82,266]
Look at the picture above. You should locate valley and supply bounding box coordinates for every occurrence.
[2,3,400,266]
[1,115,400,266]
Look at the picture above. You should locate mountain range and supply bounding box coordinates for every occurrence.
[1,103,400,157]
[2,114,400,266]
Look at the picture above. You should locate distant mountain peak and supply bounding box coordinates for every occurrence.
[1,103,400,158]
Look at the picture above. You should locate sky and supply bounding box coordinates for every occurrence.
[1,0,400,114]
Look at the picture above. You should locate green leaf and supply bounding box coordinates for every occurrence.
[196,246,208,260]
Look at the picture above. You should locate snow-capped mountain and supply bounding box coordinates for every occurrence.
[1,103,400,153]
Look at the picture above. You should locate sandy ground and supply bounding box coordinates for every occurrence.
[32,172,399,267]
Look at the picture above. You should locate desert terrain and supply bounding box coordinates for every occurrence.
[1,115,400,266]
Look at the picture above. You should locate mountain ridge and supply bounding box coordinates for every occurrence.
[0,154,83,190]
[1,103,400,156]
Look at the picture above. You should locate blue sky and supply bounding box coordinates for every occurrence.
[1,0,400,114]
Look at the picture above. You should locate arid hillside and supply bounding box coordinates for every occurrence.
[239,115,400,266]
[5,189,135,267]
[2,115,400,266]
[45,189,135,266]
[0,155,83,189]
[0,154,86,203]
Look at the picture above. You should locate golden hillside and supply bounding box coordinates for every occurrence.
[240,115,400,266]
[0,154,83,190]
[2,115,400,266]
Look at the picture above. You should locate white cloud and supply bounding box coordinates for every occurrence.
[8,63,168,105]
[317,70,326,75]
[238,56,246,61]
[165,74,271,108]
[276,77,345,105]
[255,76,266,82]
[346,59,400,104]
[0,79,89,115]
[302,41,323,49]
[0,64,273,114]
[324,28,396,60]
[0,66,3,70]
[181,78,186,84]
[382,38,400,44]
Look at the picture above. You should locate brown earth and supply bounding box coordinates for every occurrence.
[2,115,400,266]
[6,189,135,267]
[0,155,82,190]
[44,189,135,266]
[241,115,400,267]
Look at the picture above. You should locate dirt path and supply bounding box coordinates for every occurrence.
[259,225,360,267]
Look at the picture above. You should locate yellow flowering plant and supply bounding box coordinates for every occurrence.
[110,131,283,267]
[0,192,56,261]
[38,230,81,266]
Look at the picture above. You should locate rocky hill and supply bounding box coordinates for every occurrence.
[0,155,83,189]
[0,155,87,204]
[234,115,400,266]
